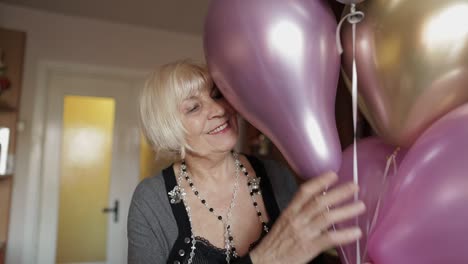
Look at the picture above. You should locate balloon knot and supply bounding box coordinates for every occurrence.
[347,10,365,25]
[336,6,365,54]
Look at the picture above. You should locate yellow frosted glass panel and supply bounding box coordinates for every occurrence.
[139,135,157,180]
[56,96,115,263]
[139,135,174,181]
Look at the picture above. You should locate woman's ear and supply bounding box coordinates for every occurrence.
[179,146,185,159]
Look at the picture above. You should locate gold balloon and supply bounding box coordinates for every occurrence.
[342,0,468,147]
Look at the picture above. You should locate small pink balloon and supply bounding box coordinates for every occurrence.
[204,0,342,179]
[337,137,405,264]
[369,103,468,264]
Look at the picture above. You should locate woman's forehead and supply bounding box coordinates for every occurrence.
[181,87,203,101]
[180,83,216,100]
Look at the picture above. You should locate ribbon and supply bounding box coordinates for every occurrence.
[336,4,365,264]
[362,148,401,261]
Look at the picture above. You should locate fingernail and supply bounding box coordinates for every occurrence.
[358,201,366,210]
[348,182,359,191]
[322,172,338,183]
[326,171,338,179]
[353,228,362,237]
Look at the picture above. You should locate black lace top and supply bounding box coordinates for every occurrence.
[163,156,278,264]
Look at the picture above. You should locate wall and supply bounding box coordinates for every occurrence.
[0,3,204,263]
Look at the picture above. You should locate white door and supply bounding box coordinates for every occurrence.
[36,64,143,264]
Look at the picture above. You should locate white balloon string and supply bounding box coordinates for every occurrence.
[351,11,361,264]
[363,147,401,260]
[333,223,351,264]
[335,4,365,264]
[368,148,401,234]
[329,199,350,264]
[325,187,351,264]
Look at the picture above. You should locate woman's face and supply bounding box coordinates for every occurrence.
[179,85,239,157]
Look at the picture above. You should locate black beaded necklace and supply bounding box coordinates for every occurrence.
[181,152,269,262]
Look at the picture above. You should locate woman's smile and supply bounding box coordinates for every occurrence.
[207,120,230,135]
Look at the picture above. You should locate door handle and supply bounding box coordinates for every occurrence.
[102,200,119,223]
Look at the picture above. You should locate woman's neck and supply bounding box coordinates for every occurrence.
[183,151,236,185]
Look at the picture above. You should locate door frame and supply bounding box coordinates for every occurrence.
[22,61,145,264]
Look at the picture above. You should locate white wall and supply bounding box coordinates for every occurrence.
[0,3,204,263]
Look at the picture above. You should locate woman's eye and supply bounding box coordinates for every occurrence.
[187,104,199,113]
[212,90,224,99]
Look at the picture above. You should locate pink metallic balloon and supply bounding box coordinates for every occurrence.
[368,104,468,264]
[204,0,342,178]
[337,137,405,264]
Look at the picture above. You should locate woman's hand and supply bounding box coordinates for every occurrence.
[250,172,365,264]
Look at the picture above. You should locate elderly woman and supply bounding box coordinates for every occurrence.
[128,61,365,264]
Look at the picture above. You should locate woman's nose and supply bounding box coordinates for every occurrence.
[207,99,226,119]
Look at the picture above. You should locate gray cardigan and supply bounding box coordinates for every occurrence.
[127,159,298,263]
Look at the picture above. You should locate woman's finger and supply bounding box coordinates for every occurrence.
[313,227,362,252]
[301,182,359,219]
[287,172,338,214]
[310,201,366,236]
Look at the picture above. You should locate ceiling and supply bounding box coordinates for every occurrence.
[0,0,211,35]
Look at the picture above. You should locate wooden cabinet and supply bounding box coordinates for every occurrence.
[0,27,26,264]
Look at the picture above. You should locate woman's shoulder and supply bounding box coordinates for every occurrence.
[129,166,178,238]
[260,158,291,172]
[131,172,168,204]
[250,156,299,211]
[262,159,298,186]
[244,155,290,175]
[130,166,178,221]
[128,167,179,260]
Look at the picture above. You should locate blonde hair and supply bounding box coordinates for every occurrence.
[139,60,213,158]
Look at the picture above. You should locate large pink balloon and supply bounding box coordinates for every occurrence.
[204,0,342,178]
[337,137,404,264]
[368,104,468,264]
